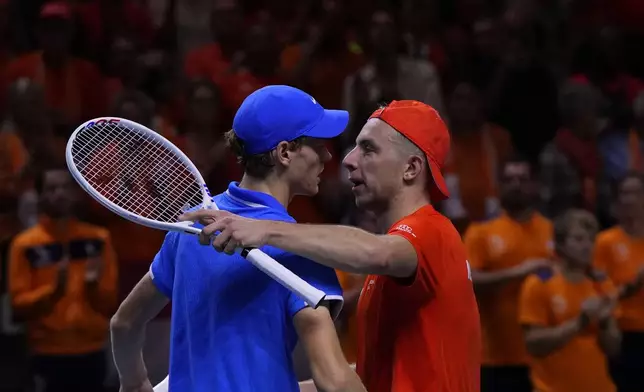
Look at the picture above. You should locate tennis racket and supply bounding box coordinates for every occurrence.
[65,117,327,308]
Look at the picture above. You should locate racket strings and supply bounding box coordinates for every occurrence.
[71,122,204,223]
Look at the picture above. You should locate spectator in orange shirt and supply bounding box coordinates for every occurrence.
[442,82,514,233]
[3,1,106,125]
[465,155,553,392]
[520,209,621,392]
[9,167,118,392]
[593,172,644,392]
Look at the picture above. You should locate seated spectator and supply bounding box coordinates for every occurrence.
[600,92,644,182]
[3,1,106,125]
[173,79,237,194]
[593,172,644,392]
[520,209,620,392]
[464,155,553,392]
[183,0,244,84]
[76,0,155,57]
[540,81,610,220]
[8,167,118,392]
[103,35,146,106]
[343,9,444,136]
[441,82,513,232]
[0,79,66,233]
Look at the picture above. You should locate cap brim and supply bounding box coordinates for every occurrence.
[428,158,450,201]
[304,109,349,139]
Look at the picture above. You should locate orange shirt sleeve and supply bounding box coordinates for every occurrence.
[519,275,551,327]
[463,223,488,270]
[8,238,57,318]
[87,230,119,317]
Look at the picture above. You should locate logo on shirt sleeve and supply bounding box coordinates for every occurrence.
[393,224,416,237]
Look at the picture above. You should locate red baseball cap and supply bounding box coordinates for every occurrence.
[369,100,451,200]
[39,1,72,20]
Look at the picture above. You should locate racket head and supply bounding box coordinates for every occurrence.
[66,117,213,234]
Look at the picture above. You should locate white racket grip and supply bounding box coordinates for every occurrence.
[154,376,169,392]
[244,248,326,308]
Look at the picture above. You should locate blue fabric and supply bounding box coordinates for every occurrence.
[599,130,644,181]
[149,182,343,392]
[232,85,349,154]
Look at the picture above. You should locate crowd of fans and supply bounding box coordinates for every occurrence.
[0,0,644,391]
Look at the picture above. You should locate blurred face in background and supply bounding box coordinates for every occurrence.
[560,85,603,138]
[38,17,73,63]
[558,222,596,269]
[211,0,243,47]
[448,83,483,129]
[369,11,397,58]
[473,18,502,58]
[8,80,53,148]
[617,175,644,222]
[39,169,78,219]
[108,37,144,87]
[186,83,220,130]
[499,161,535,212]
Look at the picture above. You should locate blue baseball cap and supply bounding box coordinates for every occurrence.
[232,85,349,154]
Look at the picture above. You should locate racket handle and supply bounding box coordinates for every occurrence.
[242,248,327,308]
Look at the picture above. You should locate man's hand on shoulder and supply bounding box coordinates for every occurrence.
[180,209,277,253]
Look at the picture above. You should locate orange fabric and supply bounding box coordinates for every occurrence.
[519,273,617,392]
[8,218,118,355]
[628,129,642,171]
[336,270,362,363]
[280,44,363,108]
[593,227,644,331]
[3,52,106,123]
[356,205,480,392]
[464,212,553,365]
[444,125,513,220]
[183,43,231,83]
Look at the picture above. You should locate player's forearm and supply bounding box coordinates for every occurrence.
[597,318,621,358]
[524,317,585,357]
[110,317,149,387]
[268,222,391,274]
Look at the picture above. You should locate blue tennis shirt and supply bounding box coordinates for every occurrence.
[150,182,343,392]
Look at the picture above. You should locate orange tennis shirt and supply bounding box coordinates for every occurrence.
[356,205,481,392]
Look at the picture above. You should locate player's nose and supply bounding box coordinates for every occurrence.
[342,146,358,171]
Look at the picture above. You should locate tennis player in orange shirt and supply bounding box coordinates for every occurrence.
[182,100,481,392]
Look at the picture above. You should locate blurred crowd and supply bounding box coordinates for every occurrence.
[0,0,644,391]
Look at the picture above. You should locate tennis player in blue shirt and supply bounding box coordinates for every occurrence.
[109,86,365,392]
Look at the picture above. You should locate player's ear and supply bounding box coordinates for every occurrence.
[402,155,424,183]
[274,140,292,167]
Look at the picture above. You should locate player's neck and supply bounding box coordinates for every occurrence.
[380,190,431,230]
[621,219,644,238]
[238,174,291,208]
